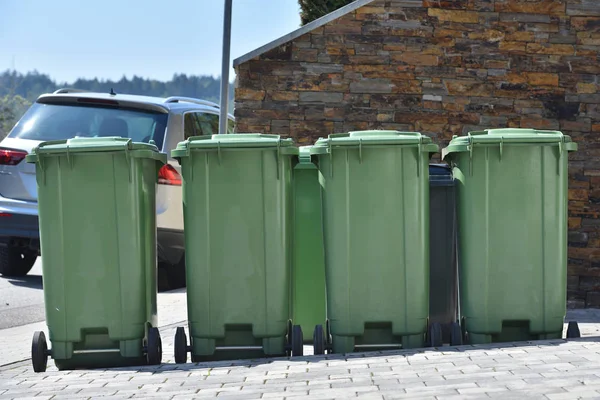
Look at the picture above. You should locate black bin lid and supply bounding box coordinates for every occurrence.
[429,163,454,187]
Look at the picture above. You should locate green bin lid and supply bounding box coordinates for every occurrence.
[442,128,577,160]
[172,134,299,158]
[311,130,438,155]
[26,137,166,163]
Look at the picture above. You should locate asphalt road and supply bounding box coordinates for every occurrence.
[0,257,44,330]
[0,257,183,330]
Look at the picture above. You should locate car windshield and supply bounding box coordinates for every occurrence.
[9,102,168,149]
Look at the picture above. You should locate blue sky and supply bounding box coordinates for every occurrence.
[0,0,302,83]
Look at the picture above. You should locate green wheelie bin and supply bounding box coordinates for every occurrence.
[171,134,302,363]
[442,128,579,344]
[292,146,327,351]
[311,130,440,354]
[26,137,166,372]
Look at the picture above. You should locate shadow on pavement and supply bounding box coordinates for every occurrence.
[9,336,600,375]
[566,308,600,323]
[6,274,43,290]
[102,349,428,374]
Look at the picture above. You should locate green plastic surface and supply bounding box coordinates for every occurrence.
[292,147,327,342]
[442,128,577,158]
[312,130,438,154]
[442,128,577,344]
[173,134,297,360]
[27,137,166,369]
[172,134,298,157]
[314,130,439,353]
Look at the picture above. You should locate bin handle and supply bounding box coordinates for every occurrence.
[38,155,46,186]
[183,145,194,181]
[35,139,70,150]
[417,139,422,177]
[467,134,474,176]
[217,141,222,165]
[358,139,363,164]
[276,140,281,180]
[557,141,562,176]
[66,143,73,169]
[328,140,333,178]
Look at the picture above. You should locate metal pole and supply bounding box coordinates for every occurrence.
[219,0,233,135]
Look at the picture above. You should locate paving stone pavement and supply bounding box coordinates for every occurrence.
[3,336,600,399]
[2,302,600,399]
[0,288,188,368]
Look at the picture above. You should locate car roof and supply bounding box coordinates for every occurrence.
[36,90,235,119]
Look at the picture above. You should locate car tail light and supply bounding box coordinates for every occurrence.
[158,164,182,186]
[0,149,27,165]
[0,213,11,217]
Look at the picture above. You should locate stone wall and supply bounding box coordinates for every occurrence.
[234,0,600,307]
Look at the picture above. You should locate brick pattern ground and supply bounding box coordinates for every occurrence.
[3,336,600,399]
[0,289,188,368]
[232,0,600,308]
[0,309,599,399]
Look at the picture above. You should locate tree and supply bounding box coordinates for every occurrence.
[0,94,31,139]
[298,0,355,25]
[0,69,237,122]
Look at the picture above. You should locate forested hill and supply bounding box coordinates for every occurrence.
[0,70,234,105]
[0,70,235,138]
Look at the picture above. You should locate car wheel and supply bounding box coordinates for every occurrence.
[0,246,37,277]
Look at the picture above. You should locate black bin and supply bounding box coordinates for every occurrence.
[428,164,458,344]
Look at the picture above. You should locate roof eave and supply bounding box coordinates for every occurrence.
[233,0,375,68]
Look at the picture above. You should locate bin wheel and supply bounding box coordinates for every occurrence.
[31,331,48,373]
[566,321,581,339]
[174,327,188,364]
[285,320,293,356]
[292,325,303,357]
[146,327,162,365]
[450,322,463,346]
[429,322,443,347]
[313,325,325,355]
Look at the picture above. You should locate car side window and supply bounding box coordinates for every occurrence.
[184,112,227,139]
[183,113,197,140]
[195,113,219,136]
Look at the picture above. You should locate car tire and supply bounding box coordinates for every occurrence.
[0,246,37,277]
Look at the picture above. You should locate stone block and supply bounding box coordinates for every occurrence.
[428,8,479,23]
[236,88,266,101]
[571,17,600,31]
[527,43,576,55]
[350,79,394,93]
[298,92,344,104]
[495,1,566,15]
[567,0,600,16]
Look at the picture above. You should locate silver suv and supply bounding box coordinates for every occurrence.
[0,88,234,290]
